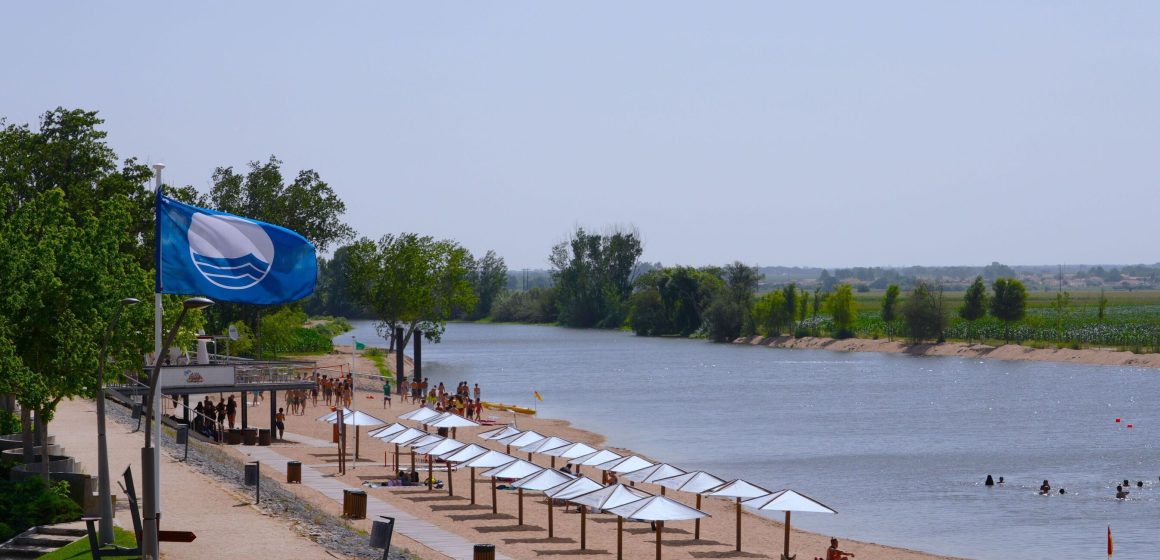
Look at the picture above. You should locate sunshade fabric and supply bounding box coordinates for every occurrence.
[497,430,546,448]
[416,438,466,456]
[706,479,771,499]
[519,436,572,454]
[569,483,651,510]
[338,410,387,426]
[512,468,576,491]
[622,463,685,484]
[606,495,709,521]
[478,425,522,441]
[544,476,603,500]
[741,489,837,514]
[480,459,544,480]
[405,434,444,449]
[383,427,427,444]
[398,406,441,422]
[462,450,518,469]
[596,455,654,474]
[653,471,726,493]
[568,449,622,467]
[542,442,598,459]
[428,413,481,429]
[368,422,408,438]
[440,443,489,462]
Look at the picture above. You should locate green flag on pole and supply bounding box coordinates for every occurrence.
[355,341,366,350]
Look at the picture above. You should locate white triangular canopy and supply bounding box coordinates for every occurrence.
[512,468,576,491]
[416,438,466,456]
[497,430,545,448]
[706,479,771,499]
[544,476,603,500]
[339,410,387,426]
[398,406,441,423]
[741,489,837,514]
[519,436,572,454]
[316,409,344,423]
[569,483,651,509]
[568,449,621,467]
[427,412,481,429]
[542,442,598,459]
[405,434,443,449]
[653,471,726,494]
[383,427,428,445]
[368,422,408,438]
[622,463,687,484]
[440,443,489,463]
[607,495,709,521]
[480,459,544,480]
[478,425,521,441]
[463,450,518,469]
[596,455,654,474]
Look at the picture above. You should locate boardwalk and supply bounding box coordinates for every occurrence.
[247,432,511,560]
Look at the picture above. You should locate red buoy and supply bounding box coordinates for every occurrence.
[1128,424,1134,428]
[1116,418,1121,423]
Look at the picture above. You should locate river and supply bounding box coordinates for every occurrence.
[340,321,1158,560]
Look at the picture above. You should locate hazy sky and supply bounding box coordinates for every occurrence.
[4,2,1158,269]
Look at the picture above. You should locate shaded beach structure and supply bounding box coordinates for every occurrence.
[480,459,546,524]
[568,483,653,557]
[621,463,687,495]
[519,435,573,464]
[437,443,489,500]
[607,495,709,560]
[706,479,772,552]
[742,489,837,560]
[497,430,546,455]
[653,470,726,540]
[462,450,518,514]
[414,437,467,491]
[511,467,577,536]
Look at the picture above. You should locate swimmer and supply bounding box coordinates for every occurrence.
[1039,480,1051,495]
[1116,485,1129,500]
[1137,481,1144,489]
[1059,488,1066,495]
[985,474,994,487]
[997,476,1005,485]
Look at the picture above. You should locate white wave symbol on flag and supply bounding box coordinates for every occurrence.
[188,212,275,290]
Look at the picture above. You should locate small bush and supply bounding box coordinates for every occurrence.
[0,477,82,542]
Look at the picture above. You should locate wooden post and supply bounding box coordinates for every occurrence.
[394,327,404,398]
[617,516,623,560]
[491,478,498,515]
[783,511,791,560]
[695,494,702,540]
[735,497,741,551]
[518,488,524,525]
[655,521,663,560]
[471,467,477,504]
[448,461,455,496]
[581,505,587,550]
[547,496,554,537]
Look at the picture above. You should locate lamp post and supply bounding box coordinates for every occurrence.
[141,296,213,560]
[96,297,140,544]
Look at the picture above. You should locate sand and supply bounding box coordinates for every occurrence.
[739,335,1160,369]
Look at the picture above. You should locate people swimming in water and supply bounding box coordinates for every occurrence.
[1137,481,1144,489]
[1039,480,1051,495]
[1116,485,1129,499]
[1059,488,1066,495]
[985,474,994,487]
[997,476,1005,485]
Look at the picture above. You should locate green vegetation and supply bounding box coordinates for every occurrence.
[0,477,82,542]
[34,526,137,560]
[550,227,643,329]
[361,347,393,379]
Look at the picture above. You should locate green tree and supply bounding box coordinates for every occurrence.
[703,298,744,343]
[629,266,720,337]
[881,284,900,341]
[346,233,477,349]
[628,288,668,336]
[1097,288,1108,322]
[753,290,788,336]
[549,227,643,328]
[901,281,946,343]
[466,250,507,320]
[958,276,987,343]
[826,284,858,338]
[782,283,799,331]
[989,278,1027,343]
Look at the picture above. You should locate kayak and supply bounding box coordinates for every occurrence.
[481,401,536,415]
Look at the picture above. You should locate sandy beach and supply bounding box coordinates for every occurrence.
[739,335,1160,369]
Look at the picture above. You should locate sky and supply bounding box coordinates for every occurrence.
[4,2,1159,270]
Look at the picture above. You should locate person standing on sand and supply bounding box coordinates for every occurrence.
[275,408,286,440]
[473,383,481,402]
[383,379,392,408]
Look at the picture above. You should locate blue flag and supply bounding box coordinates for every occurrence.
[156,194,317,304]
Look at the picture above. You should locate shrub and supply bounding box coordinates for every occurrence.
[0,477,82,541]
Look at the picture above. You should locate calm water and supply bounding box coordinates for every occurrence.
[340,322,1159,560]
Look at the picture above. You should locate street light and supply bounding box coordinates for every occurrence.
[96,297,140,544]
[141,296,213,560]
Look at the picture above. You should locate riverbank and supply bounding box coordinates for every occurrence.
[737,335,1160,369]
[287,346,961,560]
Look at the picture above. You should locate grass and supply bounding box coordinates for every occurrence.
[35,526,137,560]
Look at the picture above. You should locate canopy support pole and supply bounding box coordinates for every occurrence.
[735,497,741,551]
[580,505,587,550]
[518,488,524,525]
[616,516,623,560]
[695,495,702,540]
[547,497,554,537]
[491,478,498,515]
[471,467,476,504]
[783,511,791,559]
[656,520,663,560]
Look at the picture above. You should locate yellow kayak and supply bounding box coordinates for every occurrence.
[481,401,536,415]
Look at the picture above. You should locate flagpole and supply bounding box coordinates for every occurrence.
[151,163,165,544]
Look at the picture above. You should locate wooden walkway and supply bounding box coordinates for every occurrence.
[246,444,512,560]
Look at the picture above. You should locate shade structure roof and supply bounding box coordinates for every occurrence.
[653,471,726,494]
[706,479,771,499]
[569,483,652,510]
[339,410,388,426]
[606,495,709,522]
[519,436,572,454]
[440,443,490,463]
[596,455,654,474]
[462,450,518,469]
[542,442,598,459]
[497,430,546,448]
[427,412,481,429]
[741,489,837,514]
[568,449,622,467]
[512,468,576,492]
[415,437,466,457]
[405,434,444,449]
[382,427,428,445]
[398,406,441,423]
[316,409,343,423]
[622,463,686,484]
[544,476,604,500]
[480,459,544,480]
[478,425,522,441]
[368,422,408,438]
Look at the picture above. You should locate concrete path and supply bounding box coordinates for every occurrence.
[245,442,511,560]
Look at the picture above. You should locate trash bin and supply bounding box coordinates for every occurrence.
[244,463,259,486]
[344,489,367,519]
[243,429,257,446]
[474,544,496,560]
[175,426,189,445]
[227,429,243,445]
[258,429,271,446]
[370,516,395,551]
[287,461,302,484]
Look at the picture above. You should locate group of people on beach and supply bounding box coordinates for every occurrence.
[192,395,237,441]
[986,473,1149,499]
[320,374,354,408]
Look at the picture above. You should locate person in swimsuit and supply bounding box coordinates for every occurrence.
[1039,480,1051,495]
[827,538,855,560]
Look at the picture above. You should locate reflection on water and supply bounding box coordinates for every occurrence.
[340,322,1160,560]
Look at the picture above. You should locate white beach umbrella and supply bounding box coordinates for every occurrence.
[368,422,408,439]
[622,464,687,494]
[339,410,386,467]
[511,467,574,529]
[414,437,466,492]
[463,450,518,514]
[742,489,837,560]
[384,428,431,474]
[481,459,546,524]
[707,479,772,553]
[542,477,603,551]
[428,412,481,429]
[519,436,572,465]
[606,495,710,560]
[569,483,652,554]
[478,424,521,441]
[652,470,726,540]
[438,442,489,500]
[406,434,444,449]
[568,449,622,468]
[398,406,441,423]
[597,455,655,475]
[497,430,545,454]
[542,442,598,467]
